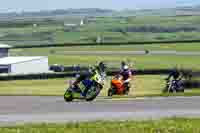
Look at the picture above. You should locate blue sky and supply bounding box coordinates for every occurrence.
[177,0,200,6]
[0,0,199,12]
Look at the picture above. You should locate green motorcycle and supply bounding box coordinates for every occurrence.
[64,69,106,102]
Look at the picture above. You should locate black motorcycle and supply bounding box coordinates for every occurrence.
[163,78,184,93]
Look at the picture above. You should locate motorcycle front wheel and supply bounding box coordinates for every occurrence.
[64,89,73,102]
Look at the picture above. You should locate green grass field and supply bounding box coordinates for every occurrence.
[1,15,200,46]
[1,75,200,96]
[1,118,200,133]
[0,75,162,96]
[10,43,200,70]
[10,42,200,52]
[2,15,200,97]
[38,55,200,70]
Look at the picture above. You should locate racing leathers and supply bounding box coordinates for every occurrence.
[72,64,105,97]
[72,69,94,96]
[166,69,181,80]
[120,69,132,91]
[165,68,183,90]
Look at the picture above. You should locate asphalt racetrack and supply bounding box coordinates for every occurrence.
[1,96,200,125]
[57,50,200,56]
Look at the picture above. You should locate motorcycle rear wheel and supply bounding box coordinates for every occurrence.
[85,84,101,101]
[108,88,114,97]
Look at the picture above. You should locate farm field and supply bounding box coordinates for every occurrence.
[1,15,200,46]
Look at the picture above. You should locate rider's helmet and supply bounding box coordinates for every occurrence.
[121,61,126,66]
[88,66,96,74]
[88,62,106,76]
[97,61,106,72]
[123,65,129,71]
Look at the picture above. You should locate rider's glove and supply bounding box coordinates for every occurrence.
[124,79,131,83]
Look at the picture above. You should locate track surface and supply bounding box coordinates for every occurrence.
[57,50,200,56]
[1,96,200,125]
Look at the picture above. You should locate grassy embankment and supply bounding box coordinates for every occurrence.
[1,118,200,133]
[10,43,200,70]
[1,75,200,96]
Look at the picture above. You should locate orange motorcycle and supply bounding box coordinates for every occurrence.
[107,75,129,96]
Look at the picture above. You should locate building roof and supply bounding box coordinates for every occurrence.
[0,56,47,65]
[64,23,77,27]
[0,44,12,49]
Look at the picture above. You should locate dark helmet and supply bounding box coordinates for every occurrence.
[121,61,126,66]
[98,61,106,72]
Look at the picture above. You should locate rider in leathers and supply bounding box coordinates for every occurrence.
[120,65,133,92]
[72,62,106,96]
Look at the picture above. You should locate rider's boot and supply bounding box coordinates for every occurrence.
[125,83,130,92]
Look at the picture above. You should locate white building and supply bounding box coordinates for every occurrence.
[64,23,77,27]
[0,56,49,74]
[80,19,84,26]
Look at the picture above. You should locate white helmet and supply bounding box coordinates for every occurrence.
[123,65,129,70]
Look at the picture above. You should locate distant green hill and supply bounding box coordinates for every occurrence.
[0,8,115,19]
[176,5,200,16]
[0,6,200,19]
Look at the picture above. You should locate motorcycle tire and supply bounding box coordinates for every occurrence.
[124,90,129,95]
[169,86,176,93]
[64,89,73,102]
[85,84,101,101]
[177,88,184,93]
[108,88,114,97]
[162,88,168,93]
[124,87,130,95]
